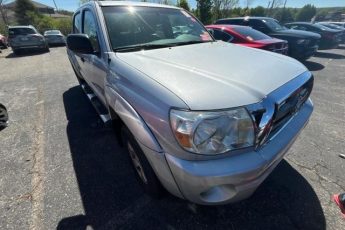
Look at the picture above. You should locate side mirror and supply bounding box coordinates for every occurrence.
[67,34,94,54]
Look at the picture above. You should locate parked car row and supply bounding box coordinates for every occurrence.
[285,22,343,49]
[2,25,66,55]
[213,17,344,60]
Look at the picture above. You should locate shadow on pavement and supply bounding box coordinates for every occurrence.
[303,61,325,71]
[5,49,48,58]
[48,44,66,48]
[314,51,345,59]
[57,85,326,230]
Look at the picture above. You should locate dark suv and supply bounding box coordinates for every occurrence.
[285,22,342,49]
[216,17,321,60]
[8,25,49,54]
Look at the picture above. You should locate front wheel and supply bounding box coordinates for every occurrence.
[13,49,20,55]
[0,104,9,130]
[121,126,164,198]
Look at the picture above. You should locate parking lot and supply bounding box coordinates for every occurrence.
[0,46,344,230]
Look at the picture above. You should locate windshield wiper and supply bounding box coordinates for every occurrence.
[171,40,212,46]
[114,40,213,52]
[114,43,173,52]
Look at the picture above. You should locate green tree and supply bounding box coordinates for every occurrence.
[230,7,242,17]
[212,0,239,21]
[15,0,37,24]
[177,0,190,11]
[196,0,213,24]
[54,18,72,35]
[0,20,7,35]
[315,9,329,21]
[273,8,294,23]
[296,4,316,21]
[250,6,265,16]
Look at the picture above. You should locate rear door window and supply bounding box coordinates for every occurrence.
[9,28,36,37]
[295,25,307,31]
[212,29,233,42]
[232,26,271,41]
[248,20,266,30]
[218,19,243,26]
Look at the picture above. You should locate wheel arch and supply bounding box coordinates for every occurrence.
[105,85,162,153]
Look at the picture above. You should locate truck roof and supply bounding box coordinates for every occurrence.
[92,1,180,10]
[8,25,35,29]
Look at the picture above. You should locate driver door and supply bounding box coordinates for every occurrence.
[81,9,108,105]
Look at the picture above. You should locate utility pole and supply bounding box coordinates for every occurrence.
[52,0,58,11]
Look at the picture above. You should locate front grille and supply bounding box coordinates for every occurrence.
[267,42,288,54]
[308,39,318,47]
[247,72,314,148]
[269,76,314,138]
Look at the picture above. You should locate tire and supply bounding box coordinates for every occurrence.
[44,46,50,52]
[13,49,20,55]
[121,126,164,198]
[0,104,9,130]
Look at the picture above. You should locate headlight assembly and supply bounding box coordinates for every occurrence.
[170,108,255,155]
[296,39,309,45]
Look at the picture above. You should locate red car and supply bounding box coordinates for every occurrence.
[206,25,288,55]
[0,34,8,49]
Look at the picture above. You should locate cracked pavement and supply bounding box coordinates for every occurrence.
[0,46,344,230]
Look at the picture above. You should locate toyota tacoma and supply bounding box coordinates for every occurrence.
[67,1,314,205]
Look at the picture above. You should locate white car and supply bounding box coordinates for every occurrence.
[44,30,66,45]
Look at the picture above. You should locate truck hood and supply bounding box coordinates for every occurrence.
[116,41,307,110]
[270,29,321,39]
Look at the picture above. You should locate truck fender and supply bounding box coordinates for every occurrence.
[105,85,162,153]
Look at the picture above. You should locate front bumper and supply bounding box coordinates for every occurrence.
[290,45,318,60]
[145,99,313,205]
[11,41,47,50]
[46,38,65,44]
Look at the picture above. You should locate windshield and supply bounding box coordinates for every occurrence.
[263,19,286,31]
[102,6,213,51]
[313,23,333,31]
[45,30,60,35]
[321,23,343,30]
[9,28,36,36]
[232,26,271,41]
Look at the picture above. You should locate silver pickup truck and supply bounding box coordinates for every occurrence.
[67,1,313,205]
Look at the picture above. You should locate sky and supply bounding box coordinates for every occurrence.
[7,0,345,11]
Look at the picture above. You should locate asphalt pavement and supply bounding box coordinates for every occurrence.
[0,46,344,230]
